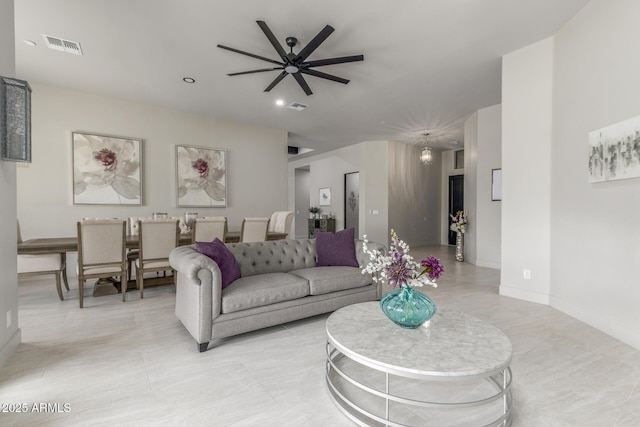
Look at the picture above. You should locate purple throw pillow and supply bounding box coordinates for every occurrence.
[195,238,241,289]
[316,228,359,267]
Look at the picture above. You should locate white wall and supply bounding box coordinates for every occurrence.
[464,112,479,263]
[17,83,288,276]
[288,141,389,246]
[0,0,21,369]
[475,105,502,269]
[500,38,554,304]
[388,142,441,247]
[440,149,464,245]
[549,0,640,349]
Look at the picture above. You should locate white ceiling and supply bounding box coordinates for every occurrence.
[13,0,590,154]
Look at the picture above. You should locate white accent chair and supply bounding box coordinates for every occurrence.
[135,219,179,298]
[268,211,294,237]
[77,219,127,308]
[239,217,270,243]
[17,221,69,301]
[192,216,227,243]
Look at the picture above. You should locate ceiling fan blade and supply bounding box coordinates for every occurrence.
[264,71,288,92]
[217,44,283,66]
[302,55,364,68]
[292,73,313,96]
[228,67,283,76]
[295,25,335,62]
[256,21,288,62]
[300,69,349,84]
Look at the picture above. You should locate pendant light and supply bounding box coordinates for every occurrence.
[420,133,433,165]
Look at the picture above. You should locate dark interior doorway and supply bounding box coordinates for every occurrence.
[448,175,464,245]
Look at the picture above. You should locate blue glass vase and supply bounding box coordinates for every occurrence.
[380,286,437,329]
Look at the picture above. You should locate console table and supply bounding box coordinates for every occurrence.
[325,302,513,426]
[308,218,335,238]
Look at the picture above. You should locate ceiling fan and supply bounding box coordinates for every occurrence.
[217,20,364,96]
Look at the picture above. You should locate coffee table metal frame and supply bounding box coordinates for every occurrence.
[325,304,513,427]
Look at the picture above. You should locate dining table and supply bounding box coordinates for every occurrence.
[17,231,288,297]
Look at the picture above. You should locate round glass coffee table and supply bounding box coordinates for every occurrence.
[326,302,513,426]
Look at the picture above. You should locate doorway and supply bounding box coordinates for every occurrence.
[448,174,464,245]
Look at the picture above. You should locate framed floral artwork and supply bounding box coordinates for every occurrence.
[72,132,142,205]
[176,145,227,207]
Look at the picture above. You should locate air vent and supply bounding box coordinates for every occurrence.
[42,35,83,55]
[287,102,308,111]
[288,146,299,155]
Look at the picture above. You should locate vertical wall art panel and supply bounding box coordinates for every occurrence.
[72,132,142,205]
[176,145,227,207]
[0,76,31,162]
[589,116,640,183]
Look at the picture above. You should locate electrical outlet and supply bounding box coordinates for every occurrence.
[523,269,531,280]
[6,309,11,328]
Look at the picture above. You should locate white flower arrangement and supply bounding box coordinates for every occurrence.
[361,230,443,289]
[450,210,468,234]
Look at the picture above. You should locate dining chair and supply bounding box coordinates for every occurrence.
[126,216,152,280]
[77,219,127,308]
[17,221,69,301]
[192,216,227,243]
[239,217,270,243]
[135,218,179,298]
[268,211,294,237]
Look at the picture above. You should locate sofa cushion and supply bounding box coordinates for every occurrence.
[195,238,241,289]
[289,266,370,295]
[316,228,359,267]
[221,273,310,314]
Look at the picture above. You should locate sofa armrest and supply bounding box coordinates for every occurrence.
[355,240,386,268]
[169,246,223,344]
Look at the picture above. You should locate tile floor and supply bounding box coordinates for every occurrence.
[1,245,639,426]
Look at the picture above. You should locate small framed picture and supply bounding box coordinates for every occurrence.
[319,187,331,206]
[491,168,502,201]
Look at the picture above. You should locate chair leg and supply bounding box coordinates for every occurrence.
[138,267,144,299]
[54,271,64,301]
[122,273,127,302]
[61,253,70,291]
[79,279,84,308]
[62,267,69,291]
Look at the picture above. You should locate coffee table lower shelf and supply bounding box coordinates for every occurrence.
[324,303,513,427]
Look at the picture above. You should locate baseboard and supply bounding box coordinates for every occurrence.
[499,285,550,305]
[475,259,501,269]
[0,328,22,370]
[551,295,640,352]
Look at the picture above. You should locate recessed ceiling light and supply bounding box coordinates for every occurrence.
[275,99,285,106]
[23,40,37,47]
[183,77,196,84]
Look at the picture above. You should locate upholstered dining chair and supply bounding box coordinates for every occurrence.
[77,219,127,308]
[192,216,227,243]
[135,218,179,298]
[268,211,294,237]
[239,217,270,243]
[126,216,152,280]
[17,221,69,301]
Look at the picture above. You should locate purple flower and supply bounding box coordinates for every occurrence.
[94,148,117,171]
[192,158,209,178]
[385,257,412,288]
[421,256,444,280]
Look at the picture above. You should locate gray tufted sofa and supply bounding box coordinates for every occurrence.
[169,238,385,352]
